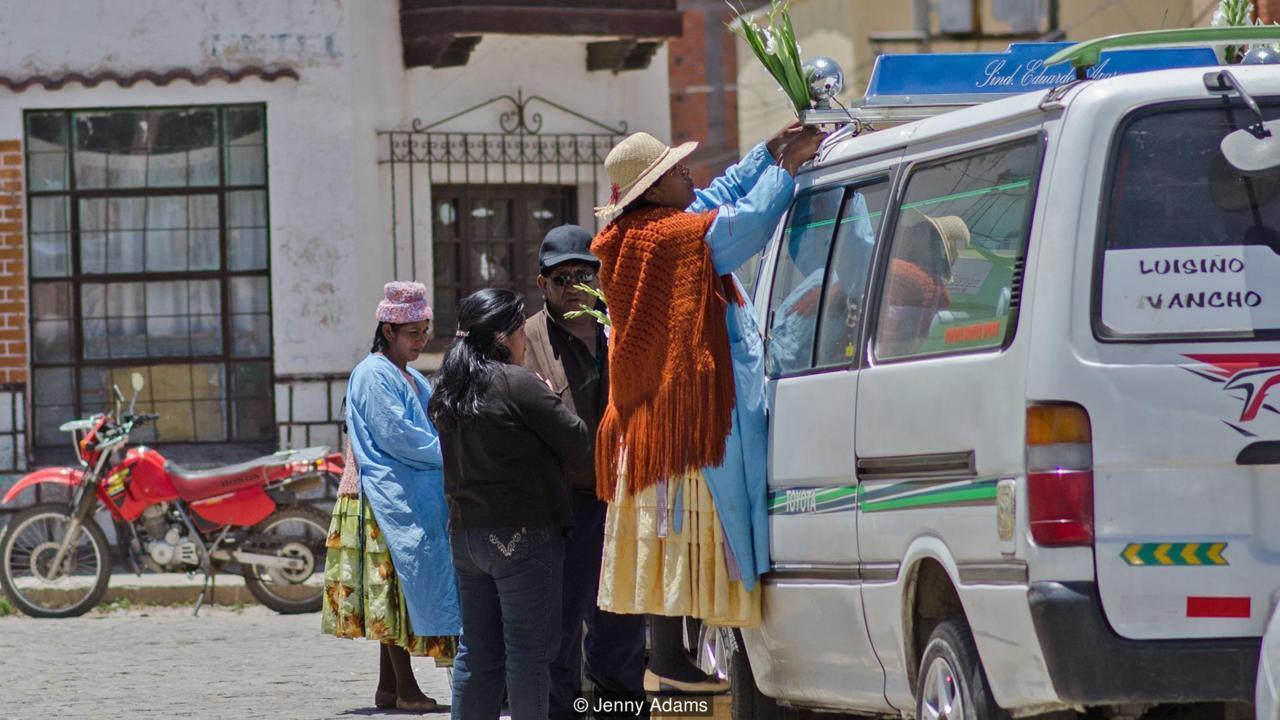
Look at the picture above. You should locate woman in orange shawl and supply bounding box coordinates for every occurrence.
[590,127,822,692]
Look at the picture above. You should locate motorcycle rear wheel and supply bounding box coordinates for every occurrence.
[0,503,112,618]
[241,504,328,614]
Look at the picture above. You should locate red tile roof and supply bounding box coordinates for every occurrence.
[0,66,300,92]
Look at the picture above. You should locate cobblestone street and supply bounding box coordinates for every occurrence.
[0,605,457,720]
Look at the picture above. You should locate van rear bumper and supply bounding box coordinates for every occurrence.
[1028,581,1259,706]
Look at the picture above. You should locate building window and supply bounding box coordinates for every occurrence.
[430,184,576,342]
[25,105,273,449]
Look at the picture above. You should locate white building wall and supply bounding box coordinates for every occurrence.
[0,0,670,457]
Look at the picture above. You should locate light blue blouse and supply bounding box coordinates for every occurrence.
[346,353,460,636]
[688,142,795,591]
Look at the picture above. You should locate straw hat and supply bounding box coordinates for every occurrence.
[910,210,970,270]
[595,132,699,219]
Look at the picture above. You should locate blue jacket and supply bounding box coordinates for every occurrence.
[689,143,795,591]
[346,353,461,636]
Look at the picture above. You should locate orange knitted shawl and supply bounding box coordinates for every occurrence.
[591,206,736,500]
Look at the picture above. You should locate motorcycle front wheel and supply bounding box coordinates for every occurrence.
[0,503,112,618]
[241,504,328,614]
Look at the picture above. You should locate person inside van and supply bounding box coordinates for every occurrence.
[878,211,970,358]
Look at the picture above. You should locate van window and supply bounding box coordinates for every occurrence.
[873,139,1039,362]
[1099,103,1280,338]
[766,186,842,377]
[815,181,891,367]
[765,180,890,376]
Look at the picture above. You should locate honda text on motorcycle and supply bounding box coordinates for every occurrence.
[0,372,342,618]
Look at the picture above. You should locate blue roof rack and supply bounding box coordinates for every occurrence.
[802,41,1219,128]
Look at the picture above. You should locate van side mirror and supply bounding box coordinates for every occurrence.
[1221,123,1280,174]
[1208,69,1280,174]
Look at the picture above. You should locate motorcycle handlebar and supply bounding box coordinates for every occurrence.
[94,413,160,449]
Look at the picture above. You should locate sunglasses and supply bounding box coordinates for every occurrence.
[548,270,597,288]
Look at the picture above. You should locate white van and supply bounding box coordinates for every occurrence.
[726,28,1280,720]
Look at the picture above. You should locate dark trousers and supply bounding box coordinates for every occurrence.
[450,526,566,720]
[549,492,647,720]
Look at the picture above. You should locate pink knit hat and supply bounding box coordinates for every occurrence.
[376,281,433,324]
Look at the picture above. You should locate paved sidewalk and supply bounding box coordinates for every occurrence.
[0,605,456,720]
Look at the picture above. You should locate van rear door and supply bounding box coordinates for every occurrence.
[1083,98,1280,640]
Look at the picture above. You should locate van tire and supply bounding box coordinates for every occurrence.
[730,629,790,720]
[916,619,1008,720]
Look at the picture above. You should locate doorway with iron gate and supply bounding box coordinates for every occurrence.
[378,90,625,349]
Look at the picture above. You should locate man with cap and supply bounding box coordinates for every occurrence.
[523,225,648,719]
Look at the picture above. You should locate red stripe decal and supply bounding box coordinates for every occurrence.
[1186,596,1250,618]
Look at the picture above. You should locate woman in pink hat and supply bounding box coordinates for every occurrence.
[322,281,460,714]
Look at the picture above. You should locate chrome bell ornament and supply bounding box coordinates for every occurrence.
[803,56,844,108]
[1243,46,1280,64]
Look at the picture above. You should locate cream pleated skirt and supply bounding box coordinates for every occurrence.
[598,469,761,628]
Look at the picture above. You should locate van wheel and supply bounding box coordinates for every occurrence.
[916,619,1007,720]
[730,629,790,720]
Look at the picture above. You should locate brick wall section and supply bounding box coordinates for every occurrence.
[0,140,25,388]
[668,0,741,188]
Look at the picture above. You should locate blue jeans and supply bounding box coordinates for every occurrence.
[550,493,646,719]
[450,526,566,720]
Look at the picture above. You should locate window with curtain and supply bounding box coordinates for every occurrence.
[26,105,274,449]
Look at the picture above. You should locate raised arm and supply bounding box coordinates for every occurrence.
[690,143,775,212]
[698,128,826,273]
[689,121,804,211]
[703,166,796,274]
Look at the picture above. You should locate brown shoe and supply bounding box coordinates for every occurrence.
[374,690,396,709]
[397,696,450,714]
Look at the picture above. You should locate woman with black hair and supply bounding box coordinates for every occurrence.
[322,281,458,714]
[428,288,591,720]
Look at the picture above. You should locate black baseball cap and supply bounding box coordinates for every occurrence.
[539,224,599,273]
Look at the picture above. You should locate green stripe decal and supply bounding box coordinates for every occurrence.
[769,480,998,515]
[769,485,860,515]
[900,179,1031,211]
[785,210,885,234]
[860,483,998,512]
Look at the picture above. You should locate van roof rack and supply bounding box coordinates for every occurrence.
[1045,26,1280,72]
[803,31,1251,131]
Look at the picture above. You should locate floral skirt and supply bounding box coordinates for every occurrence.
[321,494,458,664]
[598,470,761,628]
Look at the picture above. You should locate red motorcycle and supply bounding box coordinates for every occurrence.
[0,372,343,618]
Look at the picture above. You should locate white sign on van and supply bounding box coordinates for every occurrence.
[1102,245,1280,335]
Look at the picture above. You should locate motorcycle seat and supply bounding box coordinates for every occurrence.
[165,455,280,501]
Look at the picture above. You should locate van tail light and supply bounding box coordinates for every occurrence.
[1026,403,1094,547]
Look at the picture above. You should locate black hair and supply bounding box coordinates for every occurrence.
[371,321,424,353]
[371,322,392,353]
[620,196,656,217]
[427,288,526,429]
